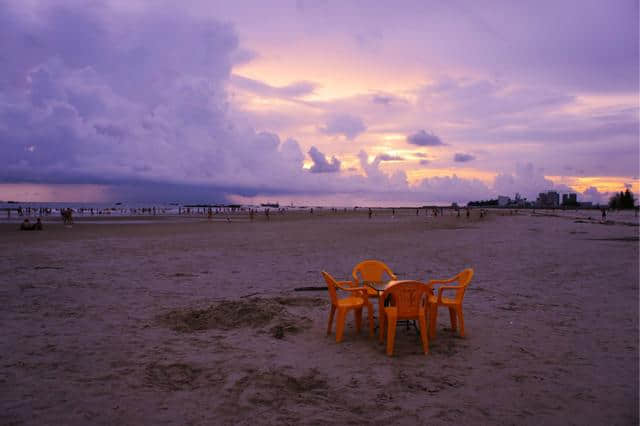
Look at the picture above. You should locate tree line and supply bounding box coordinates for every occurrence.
[608,189,636,209]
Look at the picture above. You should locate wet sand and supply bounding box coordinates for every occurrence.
[1,209,638,425]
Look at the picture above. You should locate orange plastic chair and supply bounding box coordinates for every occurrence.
[378,280,432,356]
[352,260,398,299]
[428,268,474,338]
[322,271,374,342]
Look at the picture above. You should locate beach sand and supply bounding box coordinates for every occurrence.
[1,209,638,425]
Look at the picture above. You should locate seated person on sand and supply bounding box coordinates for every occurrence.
[20,219,33,230]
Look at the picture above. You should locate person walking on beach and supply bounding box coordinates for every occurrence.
[601,208,606,221]
[368,208,372,219]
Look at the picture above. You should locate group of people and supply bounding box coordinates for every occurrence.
[20,218,43,231]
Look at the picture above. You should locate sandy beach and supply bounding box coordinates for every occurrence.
[1,209,638,425]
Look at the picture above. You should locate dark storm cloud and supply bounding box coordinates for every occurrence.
[0,2,317,201]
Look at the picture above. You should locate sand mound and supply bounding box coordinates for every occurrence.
[144,363,227,391]
[228,368,329,408]
[144,363,201,391]
[272,296,326,307]
[158,297,314,334]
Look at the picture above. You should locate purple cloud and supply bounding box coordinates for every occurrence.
[406,130,444,146]
[230,75,317,98]
[493,163,555,200]
[372,94,399,105]
[377,154,404,162]
[454,153,475,162]
[308,146,341,173]
[320,113,366,140]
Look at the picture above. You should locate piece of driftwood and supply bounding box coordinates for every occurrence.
[293,286,327,292]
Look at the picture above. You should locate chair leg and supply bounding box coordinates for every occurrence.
[367,304,374,337]
[327,305,336,336]
[457,306,465,337]
[336,308,347,342]
[449,307,458,332]
[354,307,362,333]
[429,304,438,339]
[419,314,429,355]
[386,314,397,356]
[379,309,386,343]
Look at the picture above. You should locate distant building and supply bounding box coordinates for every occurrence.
[536,191,560,208]
[498,196,510,207]
[562,193,578,206]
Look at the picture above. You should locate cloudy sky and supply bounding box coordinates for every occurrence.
[1,0,638,205]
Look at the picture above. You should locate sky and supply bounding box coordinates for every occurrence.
[0,0,638,205]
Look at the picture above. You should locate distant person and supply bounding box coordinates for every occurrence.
[250,209,255,221]
[265,208,270,221]
[466,208,470,219]
[601,208,606,221]
[392,208,395,218]
[62,208,73,225]
[34,218,43,230]
[368,208,372,219]
[20,219,32,230]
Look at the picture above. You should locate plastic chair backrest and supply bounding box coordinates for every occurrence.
[352,260,395,284]
[451,268,474,302]
[382,281,431,318]
[321,271,339,306]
